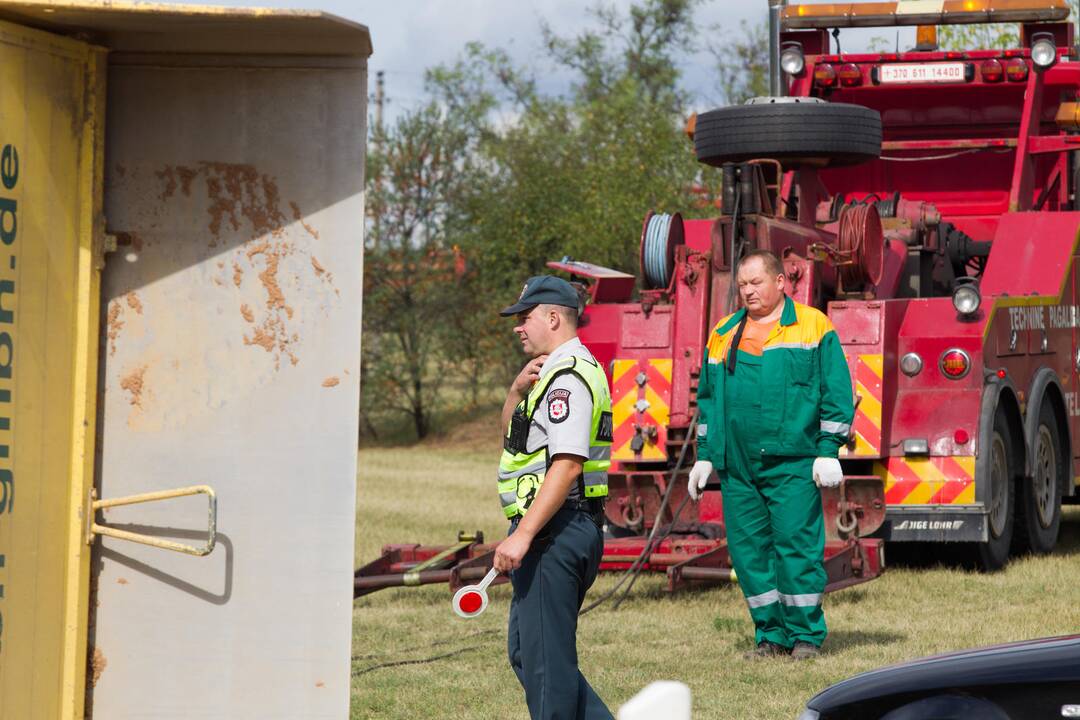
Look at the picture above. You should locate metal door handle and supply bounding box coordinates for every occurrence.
[86,485,217,556]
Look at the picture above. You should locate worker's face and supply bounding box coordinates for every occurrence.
[513,306,554,357]
[737,257,785,315]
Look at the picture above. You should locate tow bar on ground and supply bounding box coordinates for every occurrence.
[354,477,886,599]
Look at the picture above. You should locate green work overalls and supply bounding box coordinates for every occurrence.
[723,347,827,648]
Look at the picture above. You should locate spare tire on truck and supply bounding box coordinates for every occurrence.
[694,97,882,168]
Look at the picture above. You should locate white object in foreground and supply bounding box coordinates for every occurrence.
[618,681,692,720]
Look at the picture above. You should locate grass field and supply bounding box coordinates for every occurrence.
[352,440,1080,720]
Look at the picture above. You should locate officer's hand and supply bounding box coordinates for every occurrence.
[493,532,531,573]
[687,460,714,501]
[813,457,844,488]
[510,355,548,396]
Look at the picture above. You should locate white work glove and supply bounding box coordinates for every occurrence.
[688,460,714,501]
[813,457,843,488]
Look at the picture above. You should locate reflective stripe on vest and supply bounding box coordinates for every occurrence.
[497,354,613,518]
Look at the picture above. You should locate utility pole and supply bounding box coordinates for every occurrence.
[375,70,385,137]
[371,70,386,249]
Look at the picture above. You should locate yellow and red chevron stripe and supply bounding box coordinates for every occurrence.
[841,354,883,458]
[612,358,672,461]
[874,456,976,505]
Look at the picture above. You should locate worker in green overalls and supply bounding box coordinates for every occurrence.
[494,275,614,719]
[687,249,854,660]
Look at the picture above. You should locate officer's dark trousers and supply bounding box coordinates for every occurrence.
[508,507,613,720]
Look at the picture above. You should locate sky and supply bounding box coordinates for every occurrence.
[154,0,911,120]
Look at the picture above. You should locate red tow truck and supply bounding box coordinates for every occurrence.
[356,0,1079,598]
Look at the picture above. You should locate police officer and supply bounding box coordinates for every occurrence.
[493,275,615,720]
[687,250,853,660]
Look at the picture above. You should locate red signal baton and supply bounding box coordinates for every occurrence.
[452,567,500,618]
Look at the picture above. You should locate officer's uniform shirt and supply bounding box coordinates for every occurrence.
[524,337,596,503]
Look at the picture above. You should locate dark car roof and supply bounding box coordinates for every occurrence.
[808,635,1080,711]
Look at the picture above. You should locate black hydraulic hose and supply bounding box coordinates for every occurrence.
[580,410,699,615]
[725,179,743,315]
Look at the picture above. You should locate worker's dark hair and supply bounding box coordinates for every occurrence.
[737,249,784,278]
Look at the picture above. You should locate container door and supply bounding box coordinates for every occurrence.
[0,20,106,720]
[87,54,365,719]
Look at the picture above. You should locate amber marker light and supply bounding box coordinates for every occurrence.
[1006,58,1029,82]
[837,63,862,87]
[981,59,1004,82]
[940,349,972,379]
[814,63,838,88]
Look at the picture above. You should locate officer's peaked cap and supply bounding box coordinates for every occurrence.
[499,275,579,316]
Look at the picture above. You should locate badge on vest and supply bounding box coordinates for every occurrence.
[598,411,613,442]
[547,388,571,423]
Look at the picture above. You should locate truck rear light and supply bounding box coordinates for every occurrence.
[1005,58,1029,82]
[939,349,972,379]
[814,63,837,87]
[837,63,862,87]
[954,429,970,445]
[900,352,923,377]
[980,59,1004,82]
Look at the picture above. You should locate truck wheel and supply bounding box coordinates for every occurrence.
[976,409,1017,571]
[693,98,881,168]
[1015,401,1064,554]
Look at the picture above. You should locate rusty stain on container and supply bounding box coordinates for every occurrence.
[125,292,143,315]
[120,365,147,408]
[141,160,338,372]
[117,578,128,586]
[290,201,319,239]
[315,681,325,689]
[115,163,126,178]
[322,376,339,388]
[199,162,287,238]
[177,165,197,197]
[156,165,178,202]
[310,255,334,285]
[245,239,293,316]
[107,301,125,356]
[89,648,108,688]
[243,314,299,370]
[244,319,277,353]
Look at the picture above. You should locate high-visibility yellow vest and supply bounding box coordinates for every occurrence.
[498,354,613,519]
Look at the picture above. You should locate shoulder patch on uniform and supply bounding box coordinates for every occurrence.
[547,388,571,424]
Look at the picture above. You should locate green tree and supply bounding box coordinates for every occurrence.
[362,103,487,440]
[710,19,770,105]
[361,0,715,438]
[426,0,708,377]
[938,22,1020,50]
